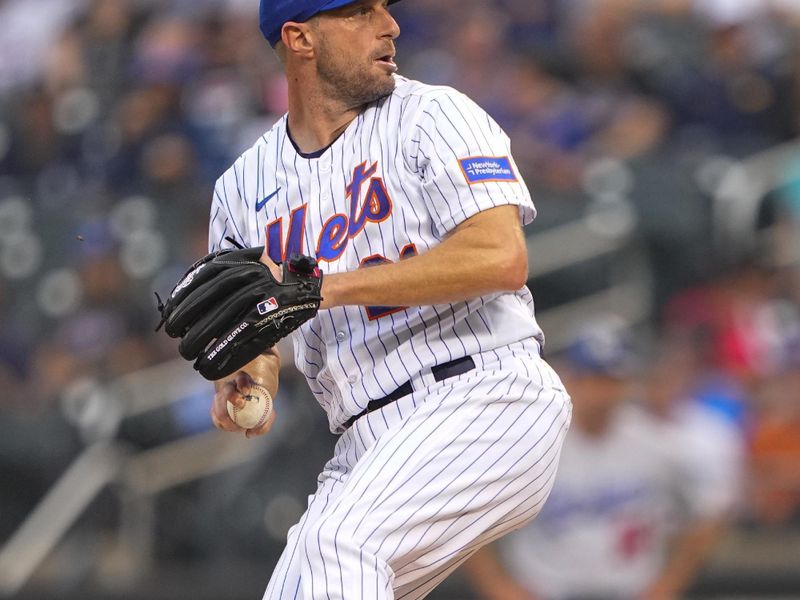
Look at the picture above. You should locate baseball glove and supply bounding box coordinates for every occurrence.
[156,246,323,380]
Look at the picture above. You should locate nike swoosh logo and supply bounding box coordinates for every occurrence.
[256,187,281,212]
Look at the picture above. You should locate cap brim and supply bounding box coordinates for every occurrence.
[318,0,402,13]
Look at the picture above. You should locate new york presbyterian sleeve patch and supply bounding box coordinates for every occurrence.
[458,156,518,184]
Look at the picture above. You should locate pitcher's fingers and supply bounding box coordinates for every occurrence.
[219,379,246,409]
[210,406,242,432]
[232,371,255,397]
[258,247,283,281]
[211,384,244,432]
[210,405,242,432]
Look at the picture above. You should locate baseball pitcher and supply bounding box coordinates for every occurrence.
[157,1,572,598]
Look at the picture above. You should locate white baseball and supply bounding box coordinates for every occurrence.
[227,383,273,429]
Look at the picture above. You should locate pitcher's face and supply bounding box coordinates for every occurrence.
[312,0,400,108]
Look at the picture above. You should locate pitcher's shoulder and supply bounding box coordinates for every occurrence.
[385,76,477,135]
[391,76,466,106]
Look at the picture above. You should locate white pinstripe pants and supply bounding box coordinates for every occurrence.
[263,340,572,600]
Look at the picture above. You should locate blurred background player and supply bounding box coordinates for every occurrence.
[463,316,744,600]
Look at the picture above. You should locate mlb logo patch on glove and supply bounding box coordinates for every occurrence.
[257,297,279,315]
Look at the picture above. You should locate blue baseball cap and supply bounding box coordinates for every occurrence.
[260,0,403,47]
[564,316,638,379]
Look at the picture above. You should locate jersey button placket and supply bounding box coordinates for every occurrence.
[336,331,347,342]
[347,374,359,385]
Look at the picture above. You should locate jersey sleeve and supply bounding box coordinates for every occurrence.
[208,161,249,253]
[404,88,535,236]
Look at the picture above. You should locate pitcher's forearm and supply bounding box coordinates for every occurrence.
[321,205,528,309]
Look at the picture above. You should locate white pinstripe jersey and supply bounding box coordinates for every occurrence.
[209,76,545,431]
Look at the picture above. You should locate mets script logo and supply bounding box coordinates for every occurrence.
[264,161,392,263]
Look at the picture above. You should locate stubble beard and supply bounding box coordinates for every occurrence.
[315,41,396,109]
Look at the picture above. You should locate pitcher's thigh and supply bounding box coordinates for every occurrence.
[302,379,571,600]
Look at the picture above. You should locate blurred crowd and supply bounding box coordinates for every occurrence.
[1,0,800,596]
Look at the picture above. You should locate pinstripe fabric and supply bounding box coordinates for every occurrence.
[263,341,571,600]
[209,76,571,598]
[208,76,545,432]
